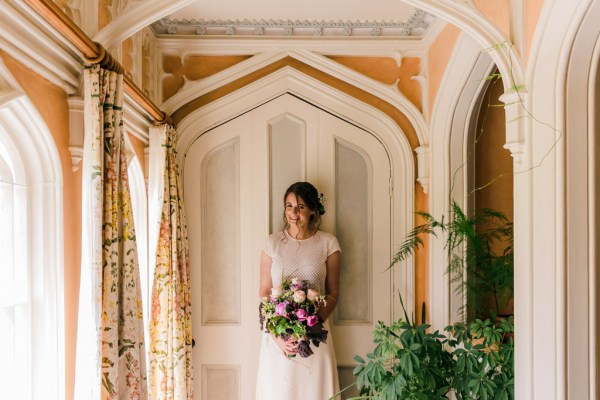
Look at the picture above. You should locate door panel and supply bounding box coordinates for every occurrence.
[185,113,254,399]
[184,94,392,399]
[318,112,391,369]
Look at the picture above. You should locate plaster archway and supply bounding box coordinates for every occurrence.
[400,0,524,96]
[163,51,428,148]
[174,66,418,315]
[394,1,598,398]
[428,32,495,330]
[562,1,600,397]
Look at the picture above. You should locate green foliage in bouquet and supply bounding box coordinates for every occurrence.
[259,278,328,358]
[347,299,514,400]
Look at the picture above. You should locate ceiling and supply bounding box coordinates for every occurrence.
[152,0,434,38]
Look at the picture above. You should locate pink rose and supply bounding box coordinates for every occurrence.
[307,315,318,327]
[296,308,308,321]
[293,290,306,303]
[275,302,288,316]
[307,289,319,301]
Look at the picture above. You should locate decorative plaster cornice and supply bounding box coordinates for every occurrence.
[68,96,85,172]
[151,9,434,38]
[415,145,429,193]
[124,92,152,144]
[0,2,82,94]
[499,90,527,164]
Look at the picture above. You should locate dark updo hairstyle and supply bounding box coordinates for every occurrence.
[282,181,324,231]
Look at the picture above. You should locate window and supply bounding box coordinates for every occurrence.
[0,144,30,399]
[126,137,149,356]
[0,62,64,399]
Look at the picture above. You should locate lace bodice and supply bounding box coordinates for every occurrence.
[264,229,341,294]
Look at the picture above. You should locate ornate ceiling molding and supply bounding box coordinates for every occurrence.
[0,1,81,94]
[151,9,434,37]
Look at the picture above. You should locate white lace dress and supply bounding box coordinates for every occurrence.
[255,229,341,400]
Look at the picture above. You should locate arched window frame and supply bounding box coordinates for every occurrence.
[0,60,64,400]
[124,133,149,355]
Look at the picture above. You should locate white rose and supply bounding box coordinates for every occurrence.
[291,277,301,285]
[293,290,306,303]
[307,289,319,301]
[271,286,283,299]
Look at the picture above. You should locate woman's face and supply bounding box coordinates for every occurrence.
[285,193,314,230]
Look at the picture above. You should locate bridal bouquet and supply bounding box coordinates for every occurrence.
[259,277,328,358]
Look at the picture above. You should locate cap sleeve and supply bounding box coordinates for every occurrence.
[327,234,341,256]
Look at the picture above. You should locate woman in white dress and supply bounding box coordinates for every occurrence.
[255,182,341,400]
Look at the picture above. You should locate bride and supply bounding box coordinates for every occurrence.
[255,181,342,399]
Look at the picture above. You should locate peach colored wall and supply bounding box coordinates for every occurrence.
[474,76,513,222]
[475,0,511,39]
[122,37,134,78]
[129,133,146,176]
[98,0,111,30]
[0,50,80,400]
[525,0,545,63]
[162,55,252,102]
[414,185,429,325]
[428,24,460,116]
[326,56,423,111]
[474,75,513,315]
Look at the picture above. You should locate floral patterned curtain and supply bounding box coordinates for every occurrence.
[75,64,147,399]
[148,125,193,399]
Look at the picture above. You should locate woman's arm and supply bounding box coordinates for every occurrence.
[259,250,273,298]
[318,250,341,322]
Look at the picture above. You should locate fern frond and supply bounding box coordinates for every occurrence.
[388,221,437,270]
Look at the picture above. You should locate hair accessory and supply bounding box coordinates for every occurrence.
[318,193,326,215]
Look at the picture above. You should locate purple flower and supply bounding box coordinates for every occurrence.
[296,308,308,321]
[307,315,318,327]
[275,301,289,316]
[297,340,313,358]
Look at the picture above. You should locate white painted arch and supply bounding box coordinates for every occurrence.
[0,59,64,400]
[162,50,429,148]
[561,0,600,398]
[400,0,525,94]
[418,0,600,398]
[175,65,417,316]
[428,32,495,330]
[93,0,195,51]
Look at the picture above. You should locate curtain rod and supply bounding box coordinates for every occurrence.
[23,0,169,125]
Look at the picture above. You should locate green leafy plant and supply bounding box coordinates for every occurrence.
[346,300,514,400]
[390,200,513,321]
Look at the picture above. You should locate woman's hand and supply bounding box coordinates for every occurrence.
[271,334,298,357]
